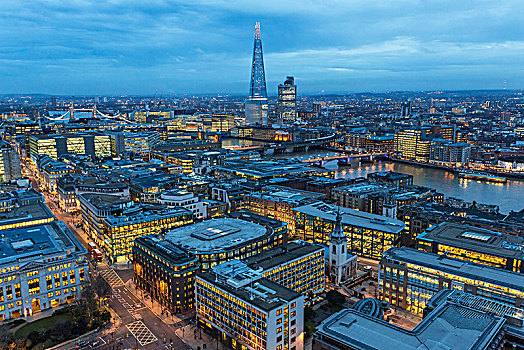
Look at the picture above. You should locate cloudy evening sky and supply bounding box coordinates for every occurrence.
[1,0,523,95]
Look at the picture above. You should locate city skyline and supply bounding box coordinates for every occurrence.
[1,1,523,95]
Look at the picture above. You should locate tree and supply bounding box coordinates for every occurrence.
[326,290,345,308]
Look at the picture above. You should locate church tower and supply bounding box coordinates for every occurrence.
[328,209,350,284]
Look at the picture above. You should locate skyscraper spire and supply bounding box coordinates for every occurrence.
[245,22,268,125]
[249,22,267,100]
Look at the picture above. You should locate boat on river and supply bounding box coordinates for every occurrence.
[458,171,507,183]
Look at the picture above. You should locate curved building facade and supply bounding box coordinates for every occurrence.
[164,211,288,271]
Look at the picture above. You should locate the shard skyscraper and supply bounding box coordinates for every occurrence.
[245,22,268,125]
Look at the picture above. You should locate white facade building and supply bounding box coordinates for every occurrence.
[0,222,89,321]
[157,189,207,219]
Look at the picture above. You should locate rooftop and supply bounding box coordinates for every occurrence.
[199,262,302,312]
[316,301,504,350]
[383,247,524,292]
[417,222,524,260]
[79,193,133,209]
[0,202,54,228]
[0,221,87,266]
[244,240,324,271]
[134,235,197,265]
[165,216,272,254]
[294,202,405,234]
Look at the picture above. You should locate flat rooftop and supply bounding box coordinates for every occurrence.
[79,193,133,209]
[0,202,54,228]
[383,247,524,292]
[0,221,86,266]
[418,222,524,260]
[294,202,405,234]
[134,235,196,265]
[199,268,301,312]
[165,217,270,254]
[316,302,503,350]
[244,240,324,271]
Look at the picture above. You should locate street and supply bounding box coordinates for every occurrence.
[27,170,191,350]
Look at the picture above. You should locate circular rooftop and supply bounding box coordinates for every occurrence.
[164,218,268,254]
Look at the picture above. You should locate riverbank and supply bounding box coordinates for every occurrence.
[390,158,524,181]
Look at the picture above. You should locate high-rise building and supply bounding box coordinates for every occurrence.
[245,22,268,125]
[401,99,412,116]
[278,76,297,125]
[0,141,21,182]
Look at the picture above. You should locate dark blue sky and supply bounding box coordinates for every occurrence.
[1,0,522,95]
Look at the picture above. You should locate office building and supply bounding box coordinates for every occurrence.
[102,206,192,262]
[424,290,524,348]
[332,181,443,219]
[133,235,199,314]
[367,171,413,188]
[400,99,412,117]
[394,128,432,162]
[28,132,111,162]
[417,222,524,273]
[196,260,304,350]
[293,202,405,260]
[313,290,515,350]
[0,141,21,183]
[0,189,55,231]
[397,202,524,244]
[245,22,268,125]
[79,193,135,244]
[379,247,524,316]
[243,187,318,235]
[429,139,471,167]
[215,159,333,180]
[40,159,73,193]
[157,189,207,219]
[0,222,89,321]
[109,131,161,157]
[278,76,297,124]
[164,211,288,271]
[244,241,325,304]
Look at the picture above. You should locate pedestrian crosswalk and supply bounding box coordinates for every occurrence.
[99,269,125,288]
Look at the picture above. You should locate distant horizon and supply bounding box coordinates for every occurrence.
[1,88,522,99]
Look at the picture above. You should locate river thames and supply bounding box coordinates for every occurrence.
[330,161,524,214]
[222,139,524,214]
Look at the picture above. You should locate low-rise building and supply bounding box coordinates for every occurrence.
[293,202,405,260]
[0,222,89,321]
[157,189,207,219]
[416,222,524,272]
[196,260,304,350]
[379,247,524,316]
